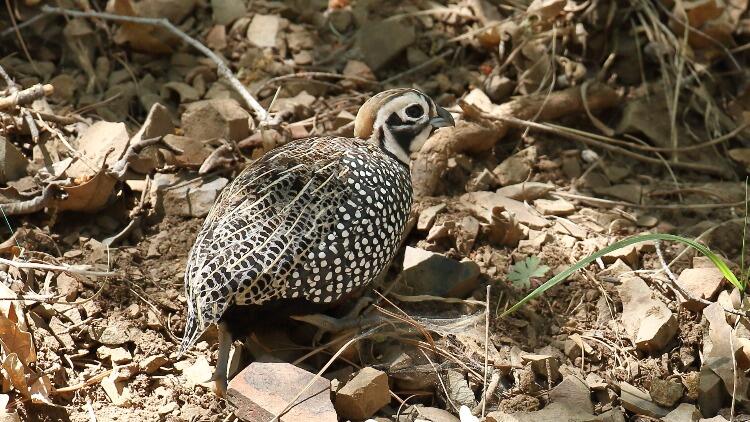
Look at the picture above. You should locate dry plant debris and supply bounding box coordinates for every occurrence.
[1,0,750,420]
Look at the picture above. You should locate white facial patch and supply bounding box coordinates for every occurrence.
[370,91,432,164]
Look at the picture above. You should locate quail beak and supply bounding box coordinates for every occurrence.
[429,106,455,128]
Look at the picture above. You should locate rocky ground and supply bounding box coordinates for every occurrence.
[1,0,750,421]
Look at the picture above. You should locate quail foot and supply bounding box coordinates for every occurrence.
[177,88,455,395]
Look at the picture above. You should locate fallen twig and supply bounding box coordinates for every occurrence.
[39,5,268,122]
[0,84,54,110]
[0,184,63,215]
[0,257,113,277]
[109,136,181,179]
[489,113,729,176]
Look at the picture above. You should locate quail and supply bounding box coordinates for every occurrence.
[178,88,455,394]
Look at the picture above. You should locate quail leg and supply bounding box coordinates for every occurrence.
[290,297,379,341]
[212,321,232,397]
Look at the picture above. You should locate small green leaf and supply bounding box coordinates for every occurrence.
[507,256,550,289]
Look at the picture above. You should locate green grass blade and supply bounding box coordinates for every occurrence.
[500,233,742,317]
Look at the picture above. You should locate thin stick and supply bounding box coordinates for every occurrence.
[552,191,744,210]
[481,285,490,418]
[0,257,114,277]
[488,114,727,176]
[39,5,268,121]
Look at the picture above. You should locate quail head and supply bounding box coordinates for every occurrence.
[179,88,454,394]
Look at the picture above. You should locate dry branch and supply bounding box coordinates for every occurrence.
[411,81,623,197]
[0,84,53,110]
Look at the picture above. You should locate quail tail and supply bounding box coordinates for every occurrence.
[177,309,203,358]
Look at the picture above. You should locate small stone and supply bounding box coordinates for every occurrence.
[409,406,459,422]
[417,204,446,232]
[206,25,227,50]
[140,354,168,374]
[160,175,229,218]
[698,366,728,416]
[227,362,336,422]
[619,382,670,418]
[98,320,138,346]
[493,147,536,186]
[517,230,552,253]
[534,198,576,216]
[293,51,313,65]
[461,191,549,229]
[483,74,515,102]
[597,259,633,279]
[552,219,587,239]
[183,356,213,389]
[398,247,480,298]
[602,244,638,268]
[618,277,677,353]
[564,334,592,359]
[97,346,133,364]
[456,215,480,254]
[332,110,355,130]
[335,367,390,420]
[676,267,726,311]
[342,60,376,85]
[56,273,80,302]
[549,375,593,414]
[211,0,244,25]
[356,20,415,71]
[247,14,279,48]
[663,403,700,422]
[157,402,178,416]
[496,182,554,201]
[593,184,642,204]
[701,416,730,421]
[561,152,581,178]
[101,370,132,406]
[649,378,684,407]
[181,98,251,141]
[521,354,560,382]
[162,135,213,167]
[486,402,596,422]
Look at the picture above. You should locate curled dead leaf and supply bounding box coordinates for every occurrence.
[2,354,28,398]
[0,311,37,366]
[57,169,117,212]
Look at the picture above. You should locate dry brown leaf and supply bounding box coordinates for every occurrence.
[0,312,36,366]
[111,0,173,54]
[57,169,117,212]
[2,354,28,398]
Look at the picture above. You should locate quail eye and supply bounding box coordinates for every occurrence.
[405,104,424,119]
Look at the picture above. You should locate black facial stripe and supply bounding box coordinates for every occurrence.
[390,124,423,152]
[386,112,404,126]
